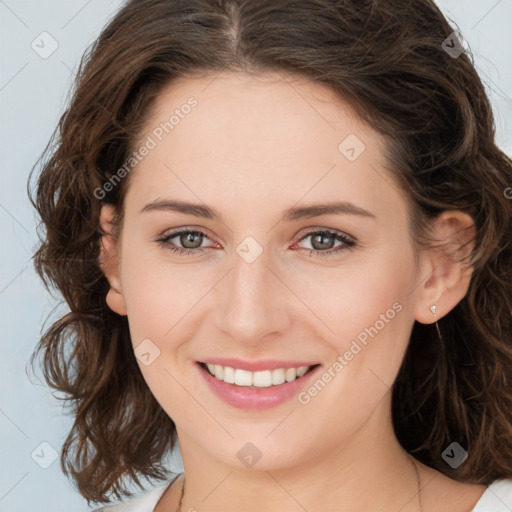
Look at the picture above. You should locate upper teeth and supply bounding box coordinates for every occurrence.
[206,364,312,387]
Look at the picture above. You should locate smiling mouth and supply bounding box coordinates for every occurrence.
[198,361,320,388]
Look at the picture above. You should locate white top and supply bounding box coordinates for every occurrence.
[92,475,181,512]
[93,476,512,512]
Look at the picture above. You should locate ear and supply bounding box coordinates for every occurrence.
[413,210,476,324]
[98,204,127,316]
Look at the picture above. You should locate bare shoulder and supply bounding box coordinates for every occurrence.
[417,462,488,512]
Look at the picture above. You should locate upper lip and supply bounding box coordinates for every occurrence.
[198,358,320,372]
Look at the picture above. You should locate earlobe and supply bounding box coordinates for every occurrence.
[98,204,127,316]
[413,210,476,325]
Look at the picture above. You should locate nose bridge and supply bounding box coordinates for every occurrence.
[214,240,290,343]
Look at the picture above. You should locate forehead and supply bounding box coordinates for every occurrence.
[142,70,381,161]
[125,71,404,222]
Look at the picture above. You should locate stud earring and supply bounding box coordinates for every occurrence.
[430,304,443,343]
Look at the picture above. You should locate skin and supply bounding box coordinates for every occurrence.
[99,71,487,511]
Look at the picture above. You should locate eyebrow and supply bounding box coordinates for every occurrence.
[139,199,376,221]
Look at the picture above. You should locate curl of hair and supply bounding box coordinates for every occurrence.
[28,0,512,505]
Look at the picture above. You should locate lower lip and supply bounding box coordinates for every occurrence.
[196,362,321,410]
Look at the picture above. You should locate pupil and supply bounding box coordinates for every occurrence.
[181,232,202,249]
[312,233,334,250]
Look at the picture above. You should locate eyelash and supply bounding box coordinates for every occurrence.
[156,228,357,258]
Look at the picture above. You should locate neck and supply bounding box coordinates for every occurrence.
[173,395,423,512]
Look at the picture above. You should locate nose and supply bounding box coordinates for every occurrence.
[213,245,293,346]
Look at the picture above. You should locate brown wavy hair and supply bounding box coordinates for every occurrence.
[27,0,512,505]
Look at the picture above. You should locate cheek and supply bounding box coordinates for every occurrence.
[119,237,209,344]
[281,245,415,348]
[291,261,415,436]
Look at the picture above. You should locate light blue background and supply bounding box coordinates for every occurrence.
[0,1,511,511]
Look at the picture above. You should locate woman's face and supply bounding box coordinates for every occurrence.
[104,71,428,471]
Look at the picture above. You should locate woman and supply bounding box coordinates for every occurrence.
[28,0,512,511]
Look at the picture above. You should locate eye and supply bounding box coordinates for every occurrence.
[293,229,356,257]
[156,228,216,256]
